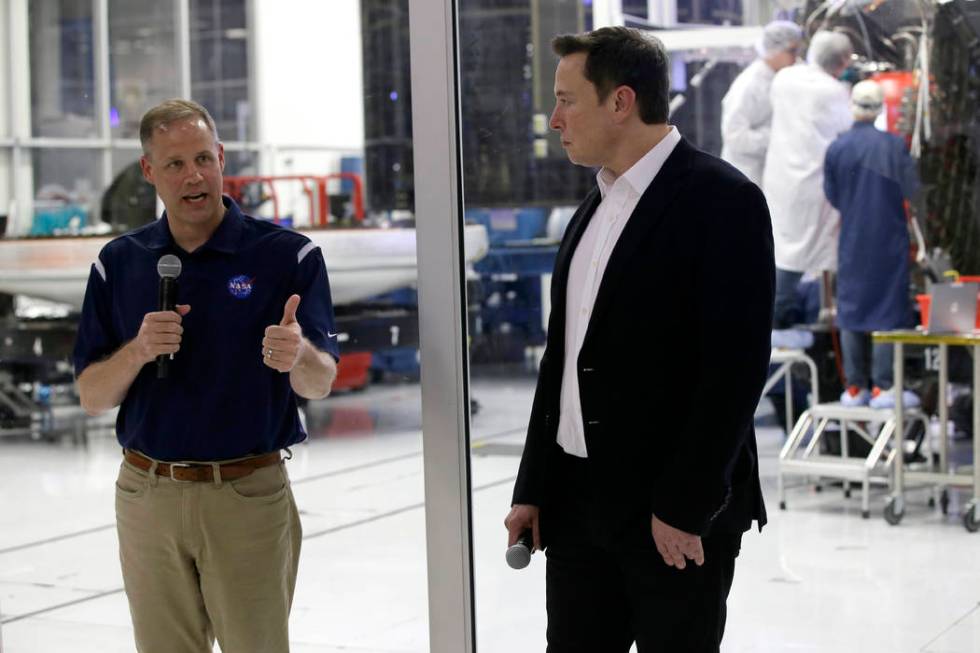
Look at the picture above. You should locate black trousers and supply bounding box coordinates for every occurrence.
[543,452,740,653]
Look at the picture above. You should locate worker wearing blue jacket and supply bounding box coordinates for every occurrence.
[824,80,920,409]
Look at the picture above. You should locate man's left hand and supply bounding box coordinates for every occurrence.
[651,514,704,570]
[262,294,305,372]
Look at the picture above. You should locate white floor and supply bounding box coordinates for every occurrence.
[1,376,979,652]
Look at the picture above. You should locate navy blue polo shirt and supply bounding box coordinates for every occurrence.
[73,197,340,462]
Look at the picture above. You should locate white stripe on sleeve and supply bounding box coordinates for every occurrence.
[297,241,317,264]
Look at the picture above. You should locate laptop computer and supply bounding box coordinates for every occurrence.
[927,282,979,334]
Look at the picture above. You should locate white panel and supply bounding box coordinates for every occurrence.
[252,0,364,152]
[592,0,624,28]
[647,0,677,27]
[651,25,763,52]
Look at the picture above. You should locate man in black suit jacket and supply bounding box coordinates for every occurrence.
[504,27,775,652]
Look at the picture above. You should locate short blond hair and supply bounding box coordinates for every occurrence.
[139,99,219,156]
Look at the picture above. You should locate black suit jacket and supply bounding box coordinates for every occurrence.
[512,137,775,548]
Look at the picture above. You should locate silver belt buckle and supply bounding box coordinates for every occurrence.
[168,462,193,482]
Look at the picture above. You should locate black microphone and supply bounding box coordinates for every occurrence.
[156,254,182,379]
[505,530,534,570]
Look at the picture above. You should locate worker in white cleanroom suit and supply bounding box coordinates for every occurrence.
[720,21,803,186]
[763,30,854,328]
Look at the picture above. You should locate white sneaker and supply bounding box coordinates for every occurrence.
[869,387,921,409]
[840,386,870,407]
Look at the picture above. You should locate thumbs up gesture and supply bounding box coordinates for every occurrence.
[262,294,305,372]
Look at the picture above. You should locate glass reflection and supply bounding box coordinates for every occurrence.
[1,1,433,650]
[190,0,252,142]
[108,0,178,139]
[29,0,97,138]
[30,149,102,236]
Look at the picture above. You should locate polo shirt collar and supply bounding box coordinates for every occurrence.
[147,196,245,254]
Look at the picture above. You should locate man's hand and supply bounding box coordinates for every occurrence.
[263,294,305,372]
[651,514,704,570]
[132,305,191,365]
[505,504,542,551]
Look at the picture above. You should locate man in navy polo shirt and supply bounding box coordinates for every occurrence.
[73,99,338,653]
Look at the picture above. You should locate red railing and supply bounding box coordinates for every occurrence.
[223,173,365,227]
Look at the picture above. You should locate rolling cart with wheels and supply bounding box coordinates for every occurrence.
[873,331,980,531]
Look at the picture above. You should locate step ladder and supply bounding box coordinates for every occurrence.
[778,402,927,518]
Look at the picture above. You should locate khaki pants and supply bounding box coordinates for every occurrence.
[115,455,302,653]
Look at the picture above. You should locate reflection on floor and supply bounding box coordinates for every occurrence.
[1,375,979,652]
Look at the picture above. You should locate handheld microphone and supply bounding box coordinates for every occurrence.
[505,530,534,570]
[156,254,182,379]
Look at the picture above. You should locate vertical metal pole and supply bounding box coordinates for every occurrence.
[784,369,792,437]
[647,0,677,27]
[409,0,476,651]
[973,345,979,505]
[93,0,112,189]
[175,0,192,99]
[939,343,948,472]
[8,0,31,235]
[0,7,12,648]
[893,342,905,512]
[245,0,260,149]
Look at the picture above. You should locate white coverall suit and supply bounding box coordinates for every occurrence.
[720,59,776,187]
[762,63,853,276]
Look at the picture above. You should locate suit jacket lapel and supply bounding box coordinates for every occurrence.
[583,138,696,343]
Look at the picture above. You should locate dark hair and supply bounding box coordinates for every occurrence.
[552,26,670,125]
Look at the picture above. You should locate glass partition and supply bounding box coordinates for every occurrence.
[108,0,178,139]
[0,2,431,651]
[190,0,251,142]
[455,1,980,651]
[29,0,97,138]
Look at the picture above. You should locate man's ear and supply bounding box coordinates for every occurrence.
[139,155,154,185]
[612,85,637,122]
[217,142,225,172]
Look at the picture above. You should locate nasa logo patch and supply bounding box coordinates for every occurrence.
[227,275,254,299]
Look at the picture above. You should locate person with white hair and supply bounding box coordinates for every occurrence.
[720,20,803,185]
[824,79,921,408]
[763,30,854,328]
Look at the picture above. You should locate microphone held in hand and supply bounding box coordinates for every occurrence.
[156,255,183,379]
[505,529,534,570]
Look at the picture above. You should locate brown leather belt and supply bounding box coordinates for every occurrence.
[124,450,282,483]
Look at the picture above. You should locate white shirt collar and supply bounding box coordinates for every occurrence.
[596,126,682,199]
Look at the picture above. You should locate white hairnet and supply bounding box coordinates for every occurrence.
[851,79,883,120]
[756,21,803,57]
[806,31,853,74]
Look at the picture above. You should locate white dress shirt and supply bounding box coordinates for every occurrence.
[556,126,682,458]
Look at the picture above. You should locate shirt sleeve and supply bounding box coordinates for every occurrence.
[292,244,340,361]
[72,254,119,377]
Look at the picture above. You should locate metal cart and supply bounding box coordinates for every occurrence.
[872,330,980,531]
